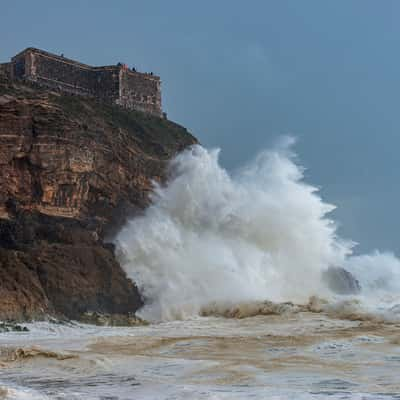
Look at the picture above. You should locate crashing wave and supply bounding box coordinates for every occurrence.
[115,141,400,322]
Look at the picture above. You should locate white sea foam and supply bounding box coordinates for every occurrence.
[115,140,358,321]
[345,251,400,294]
[343,251,400,318]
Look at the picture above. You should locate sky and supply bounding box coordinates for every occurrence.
[1,1,399,254]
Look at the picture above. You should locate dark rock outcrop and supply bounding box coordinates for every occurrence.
[322,266,361,295]
[0,74,197,321]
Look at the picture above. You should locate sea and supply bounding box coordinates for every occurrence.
[1,141,400,399]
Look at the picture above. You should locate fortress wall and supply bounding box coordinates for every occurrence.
[0,63,11,79]
[11,53,27,79]
[91,68,120,103]
[118,70,162,116]
[8,48,162,116]
[10,50,120,100]
[31,52,99,96]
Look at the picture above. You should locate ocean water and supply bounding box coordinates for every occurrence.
[1,311,400,399]
[2,141,400,399]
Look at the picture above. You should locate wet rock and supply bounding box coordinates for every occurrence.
[323,266,361,295]
[0,322,29,333]
[79,311,148,326]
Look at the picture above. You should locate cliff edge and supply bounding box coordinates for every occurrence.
[0,72,197,321]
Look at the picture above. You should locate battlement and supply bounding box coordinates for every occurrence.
[1,47,162,117]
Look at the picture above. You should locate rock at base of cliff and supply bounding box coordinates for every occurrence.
[0,212,143,321]
[323,266,361,295]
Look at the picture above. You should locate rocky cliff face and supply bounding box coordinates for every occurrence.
[0,73,197,320]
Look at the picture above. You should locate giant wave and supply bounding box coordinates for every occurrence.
[115,140,400,322]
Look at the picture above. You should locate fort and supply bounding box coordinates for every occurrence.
[0,47,162,117]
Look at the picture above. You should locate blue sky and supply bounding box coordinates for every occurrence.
[1,1,399,253]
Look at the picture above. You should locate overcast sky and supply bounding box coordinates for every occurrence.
[1,1,399,254]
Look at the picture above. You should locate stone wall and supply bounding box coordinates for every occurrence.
[0,63,12,79]
[12,50,120,100]
[32,52,95,96]
[12,52,28,80]
[9,48,162,116]
[118,69,162,116]
[92,68,120,103]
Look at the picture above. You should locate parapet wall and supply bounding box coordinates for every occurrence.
[8,48,162,116]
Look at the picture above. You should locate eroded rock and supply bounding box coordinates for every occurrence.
[0,77,197,321]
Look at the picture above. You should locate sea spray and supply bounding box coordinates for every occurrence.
[344,251,400,294]
[115,142,352,321]
[343,251,400,319]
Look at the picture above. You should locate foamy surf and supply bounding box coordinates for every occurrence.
[1,313,400,399]
[0,385,49,400]
[115,142,400,323]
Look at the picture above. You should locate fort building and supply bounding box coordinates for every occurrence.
[0,47,162,117]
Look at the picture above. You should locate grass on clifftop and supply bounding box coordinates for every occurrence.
[0,77,198,158]
[52,93,198,158]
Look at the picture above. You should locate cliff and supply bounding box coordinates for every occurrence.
[0,72,197,321]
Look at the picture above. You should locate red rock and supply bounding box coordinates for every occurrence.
[0,74,197,321]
